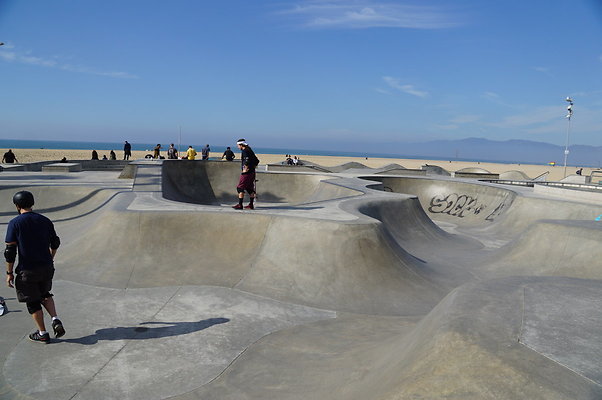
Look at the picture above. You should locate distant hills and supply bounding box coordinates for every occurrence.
[367,138,602,167]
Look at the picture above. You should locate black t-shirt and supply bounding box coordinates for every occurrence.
[241,147,259,172]
[5,212,58,272]
[223,149,235,161]
[3,151,15,163]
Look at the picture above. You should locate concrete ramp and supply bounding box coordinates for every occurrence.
[162,160,361,205]
[2,165,602,400]
[0,185,123,223]
[57,199,445,315]
[191,277,602,400]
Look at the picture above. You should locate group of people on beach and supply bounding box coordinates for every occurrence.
[91,150,117,160]
[122,141,238,162]
[145,143,212,160]
[285,154,301,166]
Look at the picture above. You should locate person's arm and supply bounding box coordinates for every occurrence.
[5,242,16,288]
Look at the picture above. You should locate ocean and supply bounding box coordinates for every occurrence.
[0,138,536,166]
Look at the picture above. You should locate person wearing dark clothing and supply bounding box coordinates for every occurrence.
[201,144,211,160]
[109,150,116,160]
[91,150,99,160]
[222,147,235,161]
[167,144,178,159]
[153,144,162,159]
[233,139,259,210]
[2,149,18,163]
[5,191,65,344]
[123,141,132,160]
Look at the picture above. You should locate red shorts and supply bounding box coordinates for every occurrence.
[237,172,256,193]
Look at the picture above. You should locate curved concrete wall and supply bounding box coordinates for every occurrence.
[162,161,361,205]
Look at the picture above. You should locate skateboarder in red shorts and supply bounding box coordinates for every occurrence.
[233,139,260,210]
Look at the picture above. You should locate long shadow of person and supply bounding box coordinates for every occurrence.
[61,318,230,345]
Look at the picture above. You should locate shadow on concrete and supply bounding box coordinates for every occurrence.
[254,205,324,211]
[0,175,78,181]
[62,318,230,345]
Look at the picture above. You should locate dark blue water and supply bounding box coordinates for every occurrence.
[0,138,536,166]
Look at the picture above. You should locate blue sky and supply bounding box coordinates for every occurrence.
[1,0,602,151]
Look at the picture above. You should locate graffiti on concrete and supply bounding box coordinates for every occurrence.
[428,192,512,222]
[485,194,512,222]
[485,201,505,221]
[428,193,486,218]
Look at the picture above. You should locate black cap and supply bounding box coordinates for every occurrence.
[13,191,34,208]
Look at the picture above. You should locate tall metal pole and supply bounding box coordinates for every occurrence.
[563,97,573,179]
[178,126,182,156]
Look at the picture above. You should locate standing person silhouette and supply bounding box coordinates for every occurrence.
[5,191,65,343]
[232,139,259,210]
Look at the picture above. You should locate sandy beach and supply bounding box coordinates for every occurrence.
[1,147,595,182]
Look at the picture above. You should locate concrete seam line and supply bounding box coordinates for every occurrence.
[517,287,526,343]
[70,286,183,398]
[232,215,273,290]
[124,212,142,289]
[517,341,601,387]
[516,285,601,388]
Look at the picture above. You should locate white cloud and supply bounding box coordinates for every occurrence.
[482,91,500,100]
[383,76,429,98]
[434,124,459,130]
[450,114,480,124]
[278,0,461,30]
[0,45,138,79]
[493,106,561,128]
[374,87,390,95]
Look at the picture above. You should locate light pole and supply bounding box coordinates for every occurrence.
[563,97,573,178]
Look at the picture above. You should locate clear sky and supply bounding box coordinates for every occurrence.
[1,0,602,151]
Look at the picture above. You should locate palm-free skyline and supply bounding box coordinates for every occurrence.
[1,0,602,151]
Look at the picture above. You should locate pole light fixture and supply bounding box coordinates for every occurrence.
[563,97,573,179]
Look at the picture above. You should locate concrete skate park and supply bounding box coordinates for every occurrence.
[1,159,601,399]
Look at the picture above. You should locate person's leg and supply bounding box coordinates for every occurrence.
[41,296,57,318]
[27,302,50,342]
[31,308,46,332]
[42,296,65,337]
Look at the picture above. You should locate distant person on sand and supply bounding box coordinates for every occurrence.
[102,155,108,160]
[60,157,67,163]
[109,150,116,160]
[186,145,197,160]
[222,147,235,161]
[5,191,66,343]
[2,149,18,163]
[153,144,162,159]
[232,139,259,210]
[201,144,211,160]
[123,141,132,160]
[91,150,99,160]
[576,168,583,175]
[167,144,178,160]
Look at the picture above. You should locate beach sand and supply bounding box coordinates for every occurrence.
[1,148,594,182]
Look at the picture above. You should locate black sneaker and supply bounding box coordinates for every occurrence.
[28,331,50,344]
[52,319,66,338]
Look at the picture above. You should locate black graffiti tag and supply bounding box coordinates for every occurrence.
[428,193,485,218]
[485,194,511,222]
